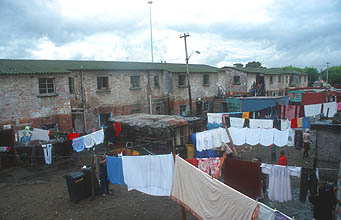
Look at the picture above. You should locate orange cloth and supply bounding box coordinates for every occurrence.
[242,112,250,119]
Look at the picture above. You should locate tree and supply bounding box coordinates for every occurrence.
[282,66,319,86]
[321,66,341,86]
[245,61,262,68]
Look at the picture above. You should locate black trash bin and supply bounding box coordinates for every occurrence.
[81,167,101,196]
[64,171,88,203]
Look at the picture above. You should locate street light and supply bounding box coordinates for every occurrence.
[148,1,153,63]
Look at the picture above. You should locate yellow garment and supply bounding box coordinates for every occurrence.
[185,144,195,159]
[242,112,250,119]
[297,118,303,128]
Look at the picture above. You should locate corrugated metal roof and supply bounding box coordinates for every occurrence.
[0,59,219,75]
[225,66,307,75]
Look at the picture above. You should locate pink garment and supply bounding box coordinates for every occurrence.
[338,102,341,111]
[198,158,222,177]
[286,105,300,120]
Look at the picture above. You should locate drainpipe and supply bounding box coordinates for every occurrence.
[80,65,87,132]
[147,71,153,114]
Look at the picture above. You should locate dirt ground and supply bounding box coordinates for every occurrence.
[0,158,198,220]
[0,154,314,220]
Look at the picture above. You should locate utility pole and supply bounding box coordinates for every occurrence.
[326,62,329,85]
[180,33,193,116]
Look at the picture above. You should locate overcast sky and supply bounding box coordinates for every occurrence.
[0,0,340,69]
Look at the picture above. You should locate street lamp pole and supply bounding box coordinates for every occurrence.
[148,1,153,63]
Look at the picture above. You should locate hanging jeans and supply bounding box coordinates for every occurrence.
[299,168,318,203]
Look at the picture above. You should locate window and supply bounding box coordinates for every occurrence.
[97,76,109,90]
[278,75,281,83]
[179,75,186,87]
[203,102,210,112]
[69,77,75,94]
[233,76,240,85]
[39,78,55,94]
[299,76,302,83]
[203,74,209,85]
[99,113,111,127]
[180,104,188,116]
[270,76,273,84]
[154,75,160,87]
[286,76,288,83]
[304,76,307,82]
[130,76,140,88]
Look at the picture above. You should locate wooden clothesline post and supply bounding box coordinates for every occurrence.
[172,138,186,220]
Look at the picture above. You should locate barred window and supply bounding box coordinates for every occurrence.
[39,78,55,94]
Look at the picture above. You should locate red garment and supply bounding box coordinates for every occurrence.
[224,158,262,199]
[278,155,288,166]
[185,159,198,167]
[291,118,297,128]
[114,122,122,138]
[68,133,80,140]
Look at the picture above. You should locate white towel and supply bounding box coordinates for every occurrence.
[230,117,245,128]
[83,134,95,148]
[31,128,50,142]
[323,102,337,117]
[280,119,290,131]
[207,113,223,124]
[92,129,104,145]
[245,128,261,146]
[196,128,230,151]
[228,127,246,146]
[274,129,289,147]
[249,119,273,129]
[304,104,322,117]
[122,154,174,196]
[259,128,275,146]
[288,129,295,147]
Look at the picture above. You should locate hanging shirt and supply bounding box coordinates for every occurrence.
[106,156,125,185]
[122,153,174,196]
[246,128,261,146]
[304,104,322,117]
[278,155,288,166]
[83,134,95,148]
[302,117,310,128]
[274,129,289,147]
[261,164,301,202]
[68,133,80,141]
[92,129,104,145]
[185,159,199,167]
[323,102,337,117]
[230,117,245,128]
[259,128,275,146]
[297,118,303,128]
[290,119,297,128]
[72,136,85,152]
[250,119,273,129]
[288,129,295,147]
[207,113,223,125]
[228,127,246,146]
[170,155,258,220]
[31,128,50,142]
[280,120,290,131]
[41,144,53,165]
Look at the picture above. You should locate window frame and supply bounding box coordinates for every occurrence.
[203,74,210,86]
[203,102,210,112]
[233,76,241,85]
[69,77,75,94]
[286,75,288,83]
[178,74,186,87]
[154,75,160,88]
[270,75,273,84]
[130,75,141,89]
[97,76,109,90]
[39,78,55,95]
[180,104,188,116]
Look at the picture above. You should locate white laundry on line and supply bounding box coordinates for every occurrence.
[41,144,53,165]
[259,128,275,146]
[249,119,273,129]
[122,153,174,196]
[245,128,261,146]
[228,127,246,146]
[274,129,289,147]
[304,104,322,117]
[323,102,337,117]
[230,117,245,128]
